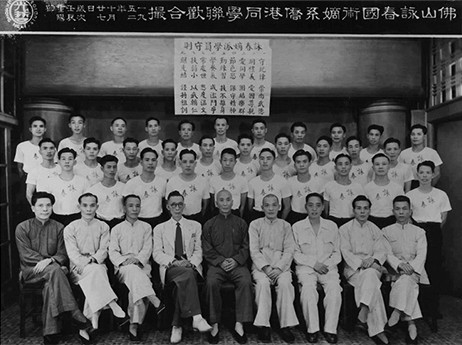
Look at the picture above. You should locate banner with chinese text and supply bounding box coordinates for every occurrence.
[174,38,272,116]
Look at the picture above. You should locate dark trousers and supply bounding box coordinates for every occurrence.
[369,215,396,229]
[96,216,124,230]
[205,265,253,324]
[287,211,307,225]
[417,222,443,293]
[51,213,81,227]
[329,216,353,228]
[165,266,202,326]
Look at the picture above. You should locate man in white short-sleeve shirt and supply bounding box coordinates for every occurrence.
[138,117,163,160]
[383,137,413,193]
[288,122,317,162]
[309,136,336,190]
[98,117,127,164]
[212,117,238,160]
[346,136,372,187]
[235,134,260,181]
[195,136,222,182]
[15,116,46,178]
[74,138,104,187]
[116,138,142,183]
[249,119,276,160]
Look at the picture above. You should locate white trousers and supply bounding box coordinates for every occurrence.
[252,270,299,328]
[117,264,155,324]
[348,268,387,337]
[74,264,118,319]
[390,274,422,321]
[297,270,342,334]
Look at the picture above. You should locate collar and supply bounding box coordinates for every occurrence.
[32,217,51,227]
[217,212,232,220]
[352,218,369,228]
[263,217,279,225]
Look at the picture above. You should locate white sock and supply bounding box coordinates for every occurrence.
[358,304,368,323]
[388,309,401,327]
[211,323,219,336]
[108,301,126,318]
[91,310,101,329]
[235,322,244,336]
[192,314,202,323]
[129,323,138,336]
[408,322,417,339]
[79,329,90,340]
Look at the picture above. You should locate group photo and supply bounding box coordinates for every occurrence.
[0,10,461,345]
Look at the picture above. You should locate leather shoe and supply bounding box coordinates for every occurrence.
[231,329,247,344]
[43,334,60,345]
[192,317,213,332]
[257,327,271,343]
[306,331,319,343]
[280,327,295,343]
[154,302,166,315]
[207,331,219,344]
[324,332,338,344]
[72,317,91,330]
[170,326,182,344]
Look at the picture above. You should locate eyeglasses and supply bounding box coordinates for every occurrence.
[170,202,184,208]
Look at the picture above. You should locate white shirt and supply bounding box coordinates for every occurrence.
[166,175,210,215]
[209,174,249,210]
[248,174,291,212]
[349,162,372,187]
[323,181,364,218]
[39,175,88,215]
[288,176,324,213]
[359,148,385,164]
[138,139,163,159]
[74,162,104,187]
[99,141,126,163]
[87,181,125,220]
[213,138,238,160]
[177,142,201,159]
[385,162,414,188]
[195,160,222,182]
[26,164,61,189]
[309,161,335,189]
[155,164,180,182]
[406,187,451,223]
[250,141,276,160]
[364,181,404,217]
[273,162,296,180]
[288,143,317,162]
[234,160,260,181]
[58,137,86,163]
[116,163,142,183]
[398,147,443,179]
[123,175,167,218]
[329,147,348,161]
[14,141,42,174]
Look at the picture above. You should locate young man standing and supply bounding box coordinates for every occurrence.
[74,137,104,187]
[249,194,298,343]
[16,191,91,345]
[99,117,127,164]
[139,117,163,159]
[309,136,335,189]
[249,119,276,160]
[15,116,46,179]
[177,120,201,159]
[328,123,348,161]
[155,139,180,181]
[235,134,260,181]
[288,122,317,162]
[58,114,87,164]
[212,117,238,160]
[359,124,385,163]
[292,193,342,344]
[346,136,372,187]
[273,133,296,180]
[196,135,222,182]
[116,138,142,183]
[383,137,413,193]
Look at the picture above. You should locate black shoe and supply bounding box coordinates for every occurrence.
[279,328,295,343]
[43,334,60,345]
[257,327,271,343]
[72,317,91,330]
[154,302,166,315]
[405,333,418,344]
[231,329,247,344]
[371,334,389,345]
[207,331,220,344]
[306,331,319,343]
[324,332,338,344]
[129,330,141,341]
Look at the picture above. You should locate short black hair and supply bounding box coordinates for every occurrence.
[140,147,158,159]
[99,154,118,167]
[123,137,139,147]
[417,160,435,173]
[221,148,237,159]
[167,190,184,201]
[78,192,98,204]
[292,149,312,162]
[123,194,141,205]
[346,136,362,147]
[274,133,291,143]
[410,124,427,135]
[111,117,127,126]
[83,137,101,149]
[352,195,371,208]
[179,149,197,160]
[371,153,390,163]
[58,147,77,159]
[316,135,332,146]
[214,116,229,125]
[178,119,195,131]
[145,117,160,126]
[367,124,384,135]
[39,138,56,148]
[199,135,215,146]
[290,122,307,133]
[29,116,46,127]
[393,195,411,207]
[259,148,276,159]
[68,113,86,123]
[162,139,177,149]
[238,133,254,144]
[334,153,352,164]
[305,192,324,204]
[330,122,346,133]
[252,119,267,127]
[383,137,401,148]
[31,191,55,206]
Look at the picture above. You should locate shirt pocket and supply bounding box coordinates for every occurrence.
[297,232,313,254]
[322,233,336,254]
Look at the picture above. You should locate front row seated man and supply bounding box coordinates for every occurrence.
[383,195,428,344]
[339,195,389,345]
[153,190,212,344]
[292,193,342,344]
[202,189,253,344]
[249,194,299,343]
[63,193,126,337]
[15,191,92,345]
[109,194,164,341]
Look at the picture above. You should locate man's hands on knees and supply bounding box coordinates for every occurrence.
[33,258,53,274]
[361,257,375,269]
[314,261,329,274]
[121,257,142,267]
[263,265,282,281]
[171,259,192,268]
[398,262,415,275]
[220,258,237,272]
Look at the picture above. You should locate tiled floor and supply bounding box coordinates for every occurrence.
[1,295,461,345]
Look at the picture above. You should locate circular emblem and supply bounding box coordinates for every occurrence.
[5,0,37,29]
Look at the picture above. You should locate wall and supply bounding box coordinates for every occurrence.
[23,36,423,98]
